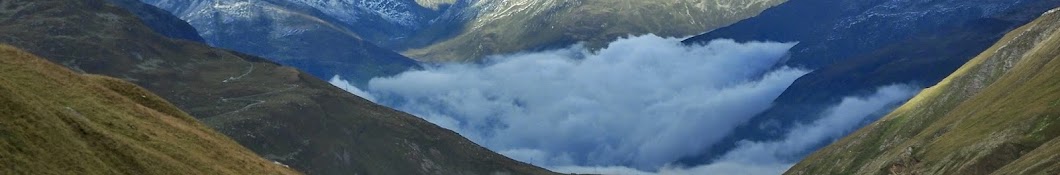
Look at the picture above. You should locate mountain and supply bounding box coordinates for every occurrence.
[678,0,1060,165]
[402,0,786,61]
[283,0,463,47]
[0,45,296,174]
[145,0,460,48]
[787,8,1060,174]
[0,0,552,174]
[142,0,423,86]
[103,0,205,42]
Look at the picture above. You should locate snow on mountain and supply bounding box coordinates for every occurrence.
[292,0,422,28]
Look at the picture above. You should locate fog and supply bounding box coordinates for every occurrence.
[552,85,919,174]
[331,35,920,173]
[329,35,813,171]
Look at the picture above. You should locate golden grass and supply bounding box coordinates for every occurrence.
[0,44,299,175]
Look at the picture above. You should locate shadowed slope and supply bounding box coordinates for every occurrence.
[788,8,1060,175]
[0,0,552,174]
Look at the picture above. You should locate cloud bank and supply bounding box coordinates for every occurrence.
[553,84,920,175]
[329,75,378,102]
[330,35,923,174]
[336,35,807,170]
[713,84,919,165]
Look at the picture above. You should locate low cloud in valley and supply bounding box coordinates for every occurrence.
[329,35,920,174]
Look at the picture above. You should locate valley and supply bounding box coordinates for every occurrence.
[3,0,1060,174]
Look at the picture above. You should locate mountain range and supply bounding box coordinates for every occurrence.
[137,0,786,86]
[401,0,786,61]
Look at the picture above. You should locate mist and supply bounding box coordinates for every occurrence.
[552,84,920,174]
[328,35,813,171]
[329,75,378,102]
[330,35,923,173]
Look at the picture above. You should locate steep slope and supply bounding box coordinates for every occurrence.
[788,8,1060,175]
[678,0,1060,165]
[0,0,552,174]
[142,0,422,86]
[0,45,296,174]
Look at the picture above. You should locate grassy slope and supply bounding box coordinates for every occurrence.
[403,0,785,62]
[786,8,1060,175]
[0,0,553,174]
[0,45,298,174]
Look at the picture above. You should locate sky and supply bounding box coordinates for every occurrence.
[330,35,920,174]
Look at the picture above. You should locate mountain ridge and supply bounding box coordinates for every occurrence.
[404,0,786,61]
[141,0,786,63]
[103,0,205,42]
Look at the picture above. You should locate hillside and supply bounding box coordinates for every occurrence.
[0,45,297,174]
[787,8,1060,175]
[0,0,552,174]
[677,0,1060,166]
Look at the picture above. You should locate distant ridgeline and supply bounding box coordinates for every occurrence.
[138,0,787,86]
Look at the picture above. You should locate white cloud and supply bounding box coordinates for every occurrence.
[351,35,807,170]
[329,35,923,174]
[552,84,919,175]
[329,75,378,102]
[713,84,919,165]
